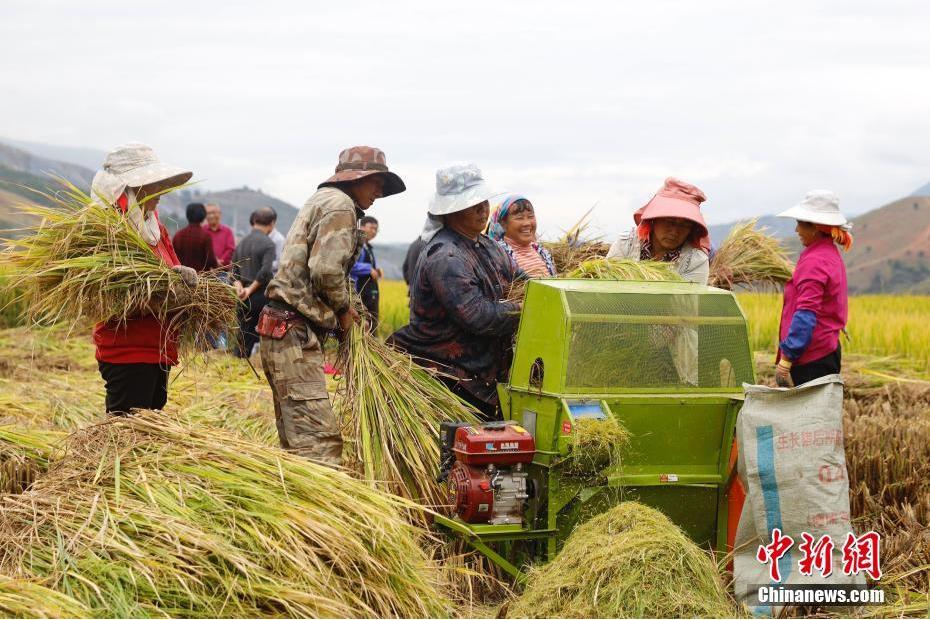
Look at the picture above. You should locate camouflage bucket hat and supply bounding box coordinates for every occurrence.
[319,145,406,197]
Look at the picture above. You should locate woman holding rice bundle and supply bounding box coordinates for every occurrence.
[90,142,198,415]
[391,163,519,421]
[487,194,557,277]
[606,177,710,285]
[774,190,851,387]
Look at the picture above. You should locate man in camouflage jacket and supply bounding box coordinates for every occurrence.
[260,146,405,466]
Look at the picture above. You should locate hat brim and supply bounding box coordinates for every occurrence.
[428,182,505,216]
[638,196,709,237]
[319,170,406,197]
[776,204,848,227]
[121,162,193,192]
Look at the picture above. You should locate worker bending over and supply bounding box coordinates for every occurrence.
[258,146,405,466]
[391,163,519,421]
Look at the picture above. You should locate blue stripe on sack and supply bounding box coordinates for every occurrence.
[758,424,792,584]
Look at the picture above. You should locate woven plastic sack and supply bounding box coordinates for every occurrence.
[734,374,864,615]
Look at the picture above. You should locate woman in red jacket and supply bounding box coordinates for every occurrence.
[90,142,198,415]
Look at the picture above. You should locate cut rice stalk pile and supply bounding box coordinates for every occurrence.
[709,219,794,290]
[0,412,450,619]
[506,502,740,619]
[565,258,683,282]
[0,425,64,494]
[0,576,90,619]
[542,207,611,274]
[338,322,481,506]
[562,416,630,478]
[0,180,237,348]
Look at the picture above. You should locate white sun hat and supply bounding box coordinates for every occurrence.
[777,190,851,230]
[90,142,193,205]
[427,162,504,216]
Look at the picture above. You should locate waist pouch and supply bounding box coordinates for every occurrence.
[256,306,304,340]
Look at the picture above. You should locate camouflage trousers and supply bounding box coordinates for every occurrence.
[260,322,343,466]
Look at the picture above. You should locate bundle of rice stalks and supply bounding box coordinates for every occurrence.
[542,207,611,274]
[0,412,450,618]
[0,425,64,494]
[561,416,631,478]
[506,502,739,618]
[0,577,90,619]
[338,323,481,506]
[1,181,237,348]
[565,258,683,282]
[708,219,794,290]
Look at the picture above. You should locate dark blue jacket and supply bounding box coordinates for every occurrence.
[390,228,519,406]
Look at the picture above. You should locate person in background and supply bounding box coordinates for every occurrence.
[350,215,383,330]
[606,177,710,284]
[402,236,426,292]
[204,203,236,269]
[487,194,556,277]
[390,163,519,421]
[774,190,851,388]
[89,142,197,415]
[172,202,218,272]
[258,146,405,466]
[263,207,286,272]
[232,209,276,358]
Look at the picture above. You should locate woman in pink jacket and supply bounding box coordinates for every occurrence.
[774,190,852,387]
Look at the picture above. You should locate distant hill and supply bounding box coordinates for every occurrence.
[910,181,930,197]
[0,137,107,173]
[158,187,300,239]
[844,195,930,293]
[0,142,95,189]
[0,140,302,245]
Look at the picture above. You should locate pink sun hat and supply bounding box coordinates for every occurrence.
[633,177,710,252]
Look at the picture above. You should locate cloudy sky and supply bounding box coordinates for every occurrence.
[3,0,930,242]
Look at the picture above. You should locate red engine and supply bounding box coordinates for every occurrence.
[441,422,535,525]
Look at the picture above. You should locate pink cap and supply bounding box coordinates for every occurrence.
[634,177,710,252]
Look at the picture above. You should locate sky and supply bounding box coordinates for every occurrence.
[3,0,930,242]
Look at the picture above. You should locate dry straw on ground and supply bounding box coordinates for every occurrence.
[0,412,450,619]
[1,181,238,351]
[0,576,91,619]
[506,502,739,618]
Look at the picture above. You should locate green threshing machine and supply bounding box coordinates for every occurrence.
[435,279,755,579]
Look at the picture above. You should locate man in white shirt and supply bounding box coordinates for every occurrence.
[260,207,286,273]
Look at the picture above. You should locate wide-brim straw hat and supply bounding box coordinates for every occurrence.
[319,145,405,197]
[777,190,849,228]
[428,162,504,216]
[91,142,193,205]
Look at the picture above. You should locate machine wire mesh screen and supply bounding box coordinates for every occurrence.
[563,291,753,389]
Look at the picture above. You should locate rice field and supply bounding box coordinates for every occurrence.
[0,279,927,617]
[377,281,930,377]
[738,293,930,375]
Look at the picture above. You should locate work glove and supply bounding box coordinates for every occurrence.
[172,265,199,287]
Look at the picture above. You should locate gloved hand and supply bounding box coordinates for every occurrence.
[172,265,199,287]
[775,359,794,388]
